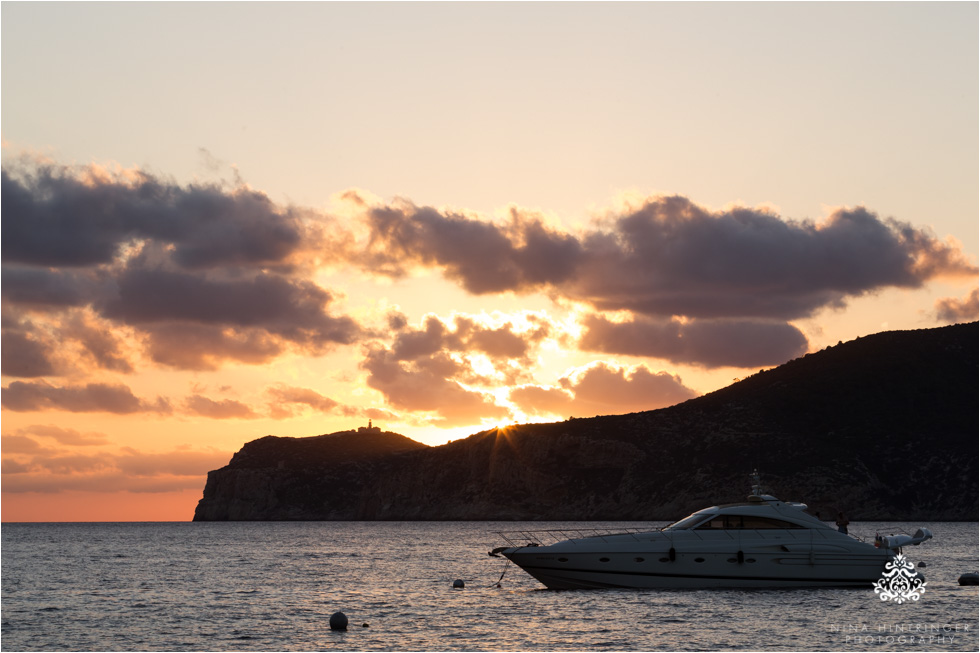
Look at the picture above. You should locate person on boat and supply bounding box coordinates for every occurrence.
[836,512,849,534]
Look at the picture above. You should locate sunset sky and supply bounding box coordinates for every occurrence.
[2,2,977,522]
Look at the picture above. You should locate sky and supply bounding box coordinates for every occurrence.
[2,2,977,522]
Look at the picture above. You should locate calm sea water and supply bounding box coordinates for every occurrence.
[2,521,977,651]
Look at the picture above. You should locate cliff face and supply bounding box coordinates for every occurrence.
[193,430,427,520]
[194,322,978,521]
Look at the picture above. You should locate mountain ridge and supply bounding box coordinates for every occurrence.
[193,322,978,521]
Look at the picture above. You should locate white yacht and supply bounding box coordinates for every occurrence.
[490,475,932,589]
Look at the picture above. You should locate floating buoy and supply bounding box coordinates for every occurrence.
[329,611,349,631]
[958,572,979,586]
[918,561,927,567]
[452,579,465,589]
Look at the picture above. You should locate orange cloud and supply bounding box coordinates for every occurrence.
[935,288,979,324]
[2,443,231,494]
[579,315,808,368]
[510,361,698,418]
[183,395,259,419]
[1,381,171,414]
[265,385,340,419]
[13,424,110,446]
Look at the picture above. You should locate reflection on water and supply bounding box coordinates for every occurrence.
[2,521,977,651]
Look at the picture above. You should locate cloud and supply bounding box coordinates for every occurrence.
[352,195,977,321]
[579,315,809,368]
[1,434,50,454]
[389,313,548,370]
[1,309,136,378]
[358,200,583,293]
[265,385,340,419]
[507,385,576,418]
[60,311,134,373]
[14,424,110,446]
[361,344,511,427]
[183,394,259,419]
[1,160,366,373]
[1,472,210,493]
[1,445,232,493]
[0,266,101,309]
[566,200,977,320]
[97,265,362,361]
[935,288,979,323]
[1,163,315,270]
[1,380,172,414]
[1,330,56,377]
[114,448,232,476]
[140,323,284,370]
[510,362,698,418]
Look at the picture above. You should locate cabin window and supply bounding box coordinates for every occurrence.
[695,515,804,530]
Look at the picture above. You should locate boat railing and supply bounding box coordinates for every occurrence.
[494,528,652,547]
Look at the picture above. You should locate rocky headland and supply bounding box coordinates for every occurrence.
[194,322,978,521]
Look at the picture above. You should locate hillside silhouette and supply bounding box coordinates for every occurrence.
[194,322,977,521]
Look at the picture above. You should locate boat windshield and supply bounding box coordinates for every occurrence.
[663,513,710,531]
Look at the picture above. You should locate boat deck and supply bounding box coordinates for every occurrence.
[495,528,654,547]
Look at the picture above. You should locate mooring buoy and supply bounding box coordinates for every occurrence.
[957,572,978,586]
[329,611,349,631]
[452,578,465,589]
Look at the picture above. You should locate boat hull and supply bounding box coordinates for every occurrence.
[503,547,892,590]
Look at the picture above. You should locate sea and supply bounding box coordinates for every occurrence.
[1,521,977,652]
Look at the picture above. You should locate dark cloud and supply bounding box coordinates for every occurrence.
[1,163,312,270]
[0,267,102,309]
[510,362,698,418]
[389,314,546,366]
[1,330,56,377]
[567,200,977,319]
[360,201,583,294]
[454,315,543,360]
[579,315,809,368]
[1,310,135,378]
[140,323,283,370]
[387,310,409,331]
[354,195,977,321]
[935,288,979,324]
[1,380,172,414]
[390,315,451,360]
[183,395,259,419]
[100,266,361,346]
[1,161,365,373]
